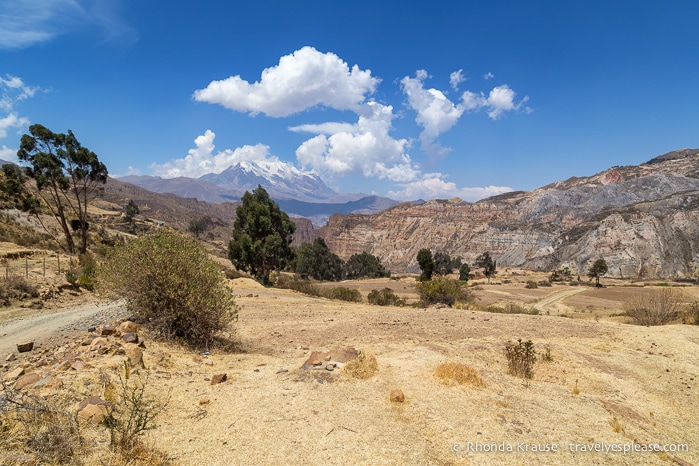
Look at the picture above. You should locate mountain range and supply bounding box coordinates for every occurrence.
[315,149,699,280]
[119,160,397,225]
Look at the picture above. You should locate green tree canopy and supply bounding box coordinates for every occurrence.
[228,185,296,284]
[416,248,434,281]
[587,258,608,287]
[5,124,108,254]
[475,251,497,283]
[345,251,390,279]
[294,237,344,281]
[459,262,473,282]
[433,252,454,276]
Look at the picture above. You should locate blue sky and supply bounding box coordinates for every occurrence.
[1,0,698,201]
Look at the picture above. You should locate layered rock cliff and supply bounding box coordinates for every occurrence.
[317,149,699,279]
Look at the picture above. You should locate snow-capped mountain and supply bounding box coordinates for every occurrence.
[199,160,337,201]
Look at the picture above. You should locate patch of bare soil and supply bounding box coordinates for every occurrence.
[151,279,697,465]
[2,278,698,465]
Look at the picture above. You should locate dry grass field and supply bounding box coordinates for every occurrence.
[2,266,698,465]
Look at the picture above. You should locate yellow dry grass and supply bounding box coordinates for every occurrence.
[434,362,485,387]
[343,349,378,379]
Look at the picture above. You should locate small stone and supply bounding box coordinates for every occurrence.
[16,342,34,353]
[56,359,73,371]
[99,325,116,336]
[2,366,24,383]
[276,368,288,374]
[121,332,139,344]
[312,359,322,366]
[199,398,210,405]
[325,365,334,372]
[5,353,15,362]
[71,360,86,371]
[202,358,214,366]
[32,376,53,389]
[210,373,227,385]
[124,346,145,369]
[117,321,138,335]
[15,372,41,390]
[390,389,405,403]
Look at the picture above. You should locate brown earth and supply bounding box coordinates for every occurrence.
[1,275,698,465]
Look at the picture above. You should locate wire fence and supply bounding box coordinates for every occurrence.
[0,254,77,282]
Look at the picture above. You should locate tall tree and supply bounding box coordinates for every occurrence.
[433,252,454,276]
[459,262,473,282]
[6,124,108,254]
[475,251,497,283]
[345,251,390,279]
[228,185,296,284]
[587,258,608,287]
[416,248,434,281]
[294,237,344,281]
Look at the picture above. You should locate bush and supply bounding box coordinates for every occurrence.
[0,276,38,306]
[525,280,538,289]
[99,230,238,347]
[275,274,321,296]
[687,301,699,324]
[322,287,362,302]
[367,287,405,306]
[434,362,484,387]
[343,350,378,379]
[485,303,539,315]
[104,370,169,452]
[624,288,682,326]
[416,275,467,307]
[504,339,536,379]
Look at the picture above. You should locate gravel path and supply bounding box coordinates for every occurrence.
[532,286,587,314]
[0,300,127,356]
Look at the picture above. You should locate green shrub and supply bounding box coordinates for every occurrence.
[367,287,405,306]
[525,280,538,289]
[322,287,362,302]
[504,339,536,379]
[416,275,467,307]
[99,230,237,347]
[275,274,321,296]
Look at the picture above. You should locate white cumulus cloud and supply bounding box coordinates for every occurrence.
[0,144,17,162]
[450,69,465,90]
[193,46,379,117]
[402,71,531,157]
[295,102,419,182]
[483,72,494,80]
[150,130,276,179]
[387,173,513,202]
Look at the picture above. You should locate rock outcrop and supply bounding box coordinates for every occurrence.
[317,149,699,279]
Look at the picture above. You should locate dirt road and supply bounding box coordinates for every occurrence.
[0,300,125,356]
[533,286,587,314]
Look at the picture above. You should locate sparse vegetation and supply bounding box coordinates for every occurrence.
[624,288,682,326]
[434,362,484,387]
[99,230,238,347]
[367,287,405,306]
[415,275,468,307]
[104,370,169,452]
[485,302,539,315]
[0,275,39,306]
[540,346,553,362]
[549,266,573,282]
[321,287,362,302]
[525,280,538,289]
[687,301,699,324]
[504,338,536,379]
[343,350,378,379]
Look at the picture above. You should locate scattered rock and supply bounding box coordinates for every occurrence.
[202,358,214,366]
[32,376,53,389]
[121,332,139,344]
[77,396,113,424]
[199,398,210,405]
[210,373,227,385]
[71,360,86,371]
[390,389,405,403]
[99,325,116,336]
[15,372,41,390]
[2,366,25,383]
[16,342,34,353]
[117,321,138,335]
[5,353,15,362]
[276,368,288,374]
[124,345,145,369]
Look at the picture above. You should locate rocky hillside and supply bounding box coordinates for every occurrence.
[317,149,699,279]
